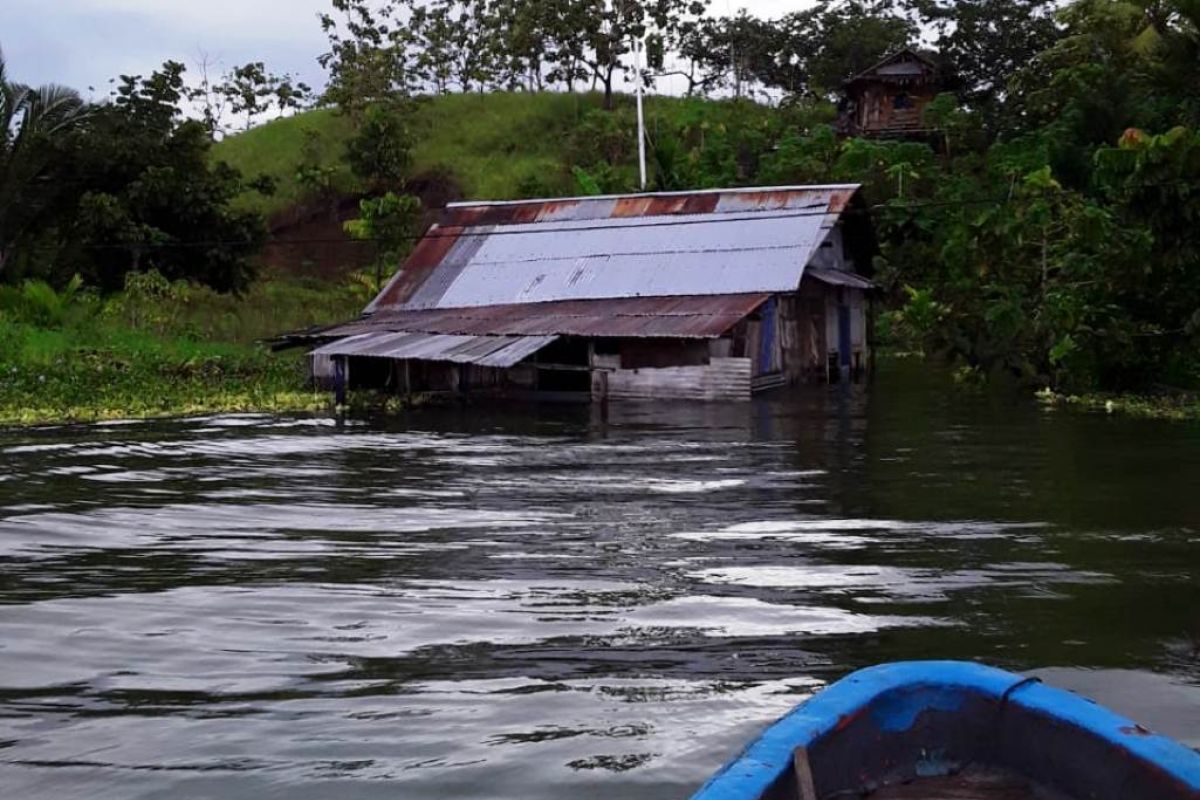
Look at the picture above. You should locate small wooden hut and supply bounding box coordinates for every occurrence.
[840,49,941,138]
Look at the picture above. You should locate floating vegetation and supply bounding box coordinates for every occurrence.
[1037,388,1200,421]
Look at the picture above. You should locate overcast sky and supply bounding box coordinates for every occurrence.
[2,0,812,97]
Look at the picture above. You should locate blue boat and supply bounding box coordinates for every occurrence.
[691,661,1200,800]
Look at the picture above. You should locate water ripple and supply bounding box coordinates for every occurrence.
[2,385,1200,799]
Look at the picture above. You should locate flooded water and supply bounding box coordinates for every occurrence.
[2,361,1200,800]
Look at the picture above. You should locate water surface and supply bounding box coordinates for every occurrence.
[2,362,1199,799]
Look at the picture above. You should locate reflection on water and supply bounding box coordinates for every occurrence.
[2,361,1200,799]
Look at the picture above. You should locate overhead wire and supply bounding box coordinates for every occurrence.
[73,179,1196,251]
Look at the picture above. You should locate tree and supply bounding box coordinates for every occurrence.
[911,0,1062,111]
[489,0,554,91]
[752,1,915,99]
[806,0,917,94]
[1150,0,1200,123]
[64,63,267,292]
[539,1,591,92]
[920,165,1145,387]
[319,0,426,115]
[345,192,423,291]
[572,0,708,110]
[272,74,313,118]
[345,103,414,191]
[223,62,275,129]
[1001,0,1199,182]
[216,62,311,130]
[1093,126,1200,386]
[410,0,502,93]
[662,16,727,96]
[295,128,343,216]
[410,0,459,93]
[0,47,89,280]
[719,10,782,100]
[678,2,912,101]
[186,53,229,138]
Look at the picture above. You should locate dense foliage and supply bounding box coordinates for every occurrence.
[1,53,269,293]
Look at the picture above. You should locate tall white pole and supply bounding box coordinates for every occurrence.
[634,34,648,191]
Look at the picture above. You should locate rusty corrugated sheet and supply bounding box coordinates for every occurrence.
[312,332,559,368]
[365,185,862,314]
[322,294,769,340]
[605,358,752,401]
[806,267,877,291]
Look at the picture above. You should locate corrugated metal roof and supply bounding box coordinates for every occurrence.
[807,267,877,291]
[324,294,769,340]
[367,185,862,314]
[845,48,938,86]
[312,332,558,368]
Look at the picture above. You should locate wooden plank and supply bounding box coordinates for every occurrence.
[793,747,818,800]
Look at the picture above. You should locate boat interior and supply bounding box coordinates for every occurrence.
[863,765,1072,799]
[776,685,1191,800]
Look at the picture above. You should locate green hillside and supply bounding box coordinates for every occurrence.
[213,92,782,218]
[214,108,357,217]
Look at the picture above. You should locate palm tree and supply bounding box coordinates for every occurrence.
[0,46,90,276]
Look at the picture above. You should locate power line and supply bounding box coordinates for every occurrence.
[80,207,846,250]
[74,180,1197,251]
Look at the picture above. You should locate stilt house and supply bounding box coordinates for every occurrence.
[840,49,941,138]
[299,185,877,403]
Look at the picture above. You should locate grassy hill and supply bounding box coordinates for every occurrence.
[213,92,782,219]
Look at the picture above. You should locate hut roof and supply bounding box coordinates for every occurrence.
[845,48,940,88]
[367,185,863,315]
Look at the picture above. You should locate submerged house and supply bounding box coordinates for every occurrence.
[839,49,941,138]
[299,185,877,403]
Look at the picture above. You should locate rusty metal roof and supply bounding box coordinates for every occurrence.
[311,332,559,368]
[319,294,769,340]
[367,185,862,314]
[807,267,877,291]
[845,48,939,86]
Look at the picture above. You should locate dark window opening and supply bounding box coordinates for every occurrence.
[593,338,621,356]
[347,356,394,390]
[893,93,912,109]
[537,369,590,393]
[535,338,589,367]
[620,340,709,370]
[828,352,841,382]
[730,324,748,359]
[407,360,459,392]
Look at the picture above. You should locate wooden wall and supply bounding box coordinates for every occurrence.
[786,286,829,383]
[310,281,872,401]
[594,357,752,402]
[855,84,938,135]
[822,287,870,377]
[310,353,336,388]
